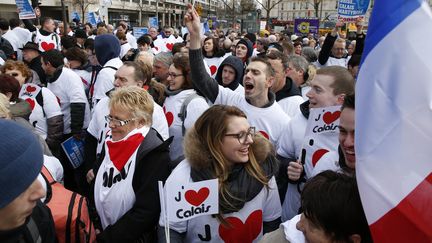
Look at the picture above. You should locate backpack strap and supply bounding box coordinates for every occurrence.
[41,166,55,184]
[178,93,200,136]
[23,217,42,243]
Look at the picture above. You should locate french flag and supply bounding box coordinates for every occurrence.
[356,0,432,242]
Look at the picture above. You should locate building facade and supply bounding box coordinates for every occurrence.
[0,0,221,28]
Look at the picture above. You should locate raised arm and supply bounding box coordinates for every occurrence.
[184,3,219,102]
[318,22,342,65]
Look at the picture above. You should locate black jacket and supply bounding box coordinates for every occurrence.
[0,201,57,243]
[275,77,302,102]
[27,56,47,86]
[95,128,172,243]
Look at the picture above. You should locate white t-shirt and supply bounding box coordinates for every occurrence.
[126,32,137,49]
[163,89,209,161]
[34,29,61,52]
[277,113,308,160]
[92,58,123,107]
[94,126,149,229]
[215,86,291,149]
[120,42,132,59]
[47,67,90,134]
[72,68,92,94]
[3,30,20,52]
[204,56,226,78]
[277,96,304,118]
[19,83,62,139]
[159,160,282,243]
[87,96,169,156]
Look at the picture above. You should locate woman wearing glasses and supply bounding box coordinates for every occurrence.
[0,60,63,152]
[158,105,281,243]
[93,86,171,242]
[163,52,208,164]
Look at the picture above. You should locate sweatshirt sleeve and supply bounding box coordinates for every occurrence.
[96,143,171,242]
[189,48,219,102]
[318,34,337,65]
[22,19,37,32]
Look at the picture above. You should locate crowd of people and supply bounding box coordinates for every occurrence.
[0,3,372,243]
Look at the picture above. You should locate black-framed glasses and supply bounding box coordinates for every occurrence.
[225,127,256,144]
[105,115,135,127]
[168,72,184,78]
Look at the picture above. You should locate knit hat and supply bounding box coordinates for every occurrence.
[236,38,253,59]
[0,120,43,209]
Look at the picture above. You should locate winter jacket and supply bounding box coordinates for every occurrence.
[94,128,172,243]
[215,55,244,91]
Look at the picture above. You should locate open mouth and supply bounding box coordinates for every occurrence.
[244,82,254,92]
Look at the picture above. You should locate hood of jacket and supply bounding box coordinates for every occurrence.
[95,34,121,66]
[185,127,278,213]
[275,77,302,101]
[237,38,254,60]
[215,55,244,91]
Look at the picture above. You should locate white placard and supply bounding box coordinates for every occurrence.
[301,105,341,177]
[160,178,219,223]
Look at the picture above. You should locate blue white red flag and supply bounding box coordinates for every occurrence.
[356,0,432,242]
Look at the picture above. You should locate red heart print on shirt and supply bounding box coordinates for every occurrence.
[209,65,217,75]
[26,86,37,93]
[25,98,35,110]
[185,187,210,206]
[107,133,144,171]
[41,42,55,51]
[312,148,329,167]
[166,43,174,51]
[163,106,174,127]
[258,130,269,140]
[323,111,341,124]
[219,210,263,243]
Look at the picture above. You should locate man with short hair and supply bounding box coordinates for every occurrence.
[278,66,355,220]
[287,55,312,99]
[338,93,356,175]
[260,170,371,243]
[85,61,169,187]
[317,21,365,68]
[23,17,61,52]
[186,4,290,148]
[266,50,304,118]
[153,52,173,86]
[41,49,91,192]
[0,120,56,243]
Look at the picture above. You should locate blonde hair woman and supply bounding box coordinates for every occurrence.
[93,86,172,242]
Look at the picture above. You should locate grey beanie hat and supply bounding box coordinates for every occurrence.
[0,120,43,208]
